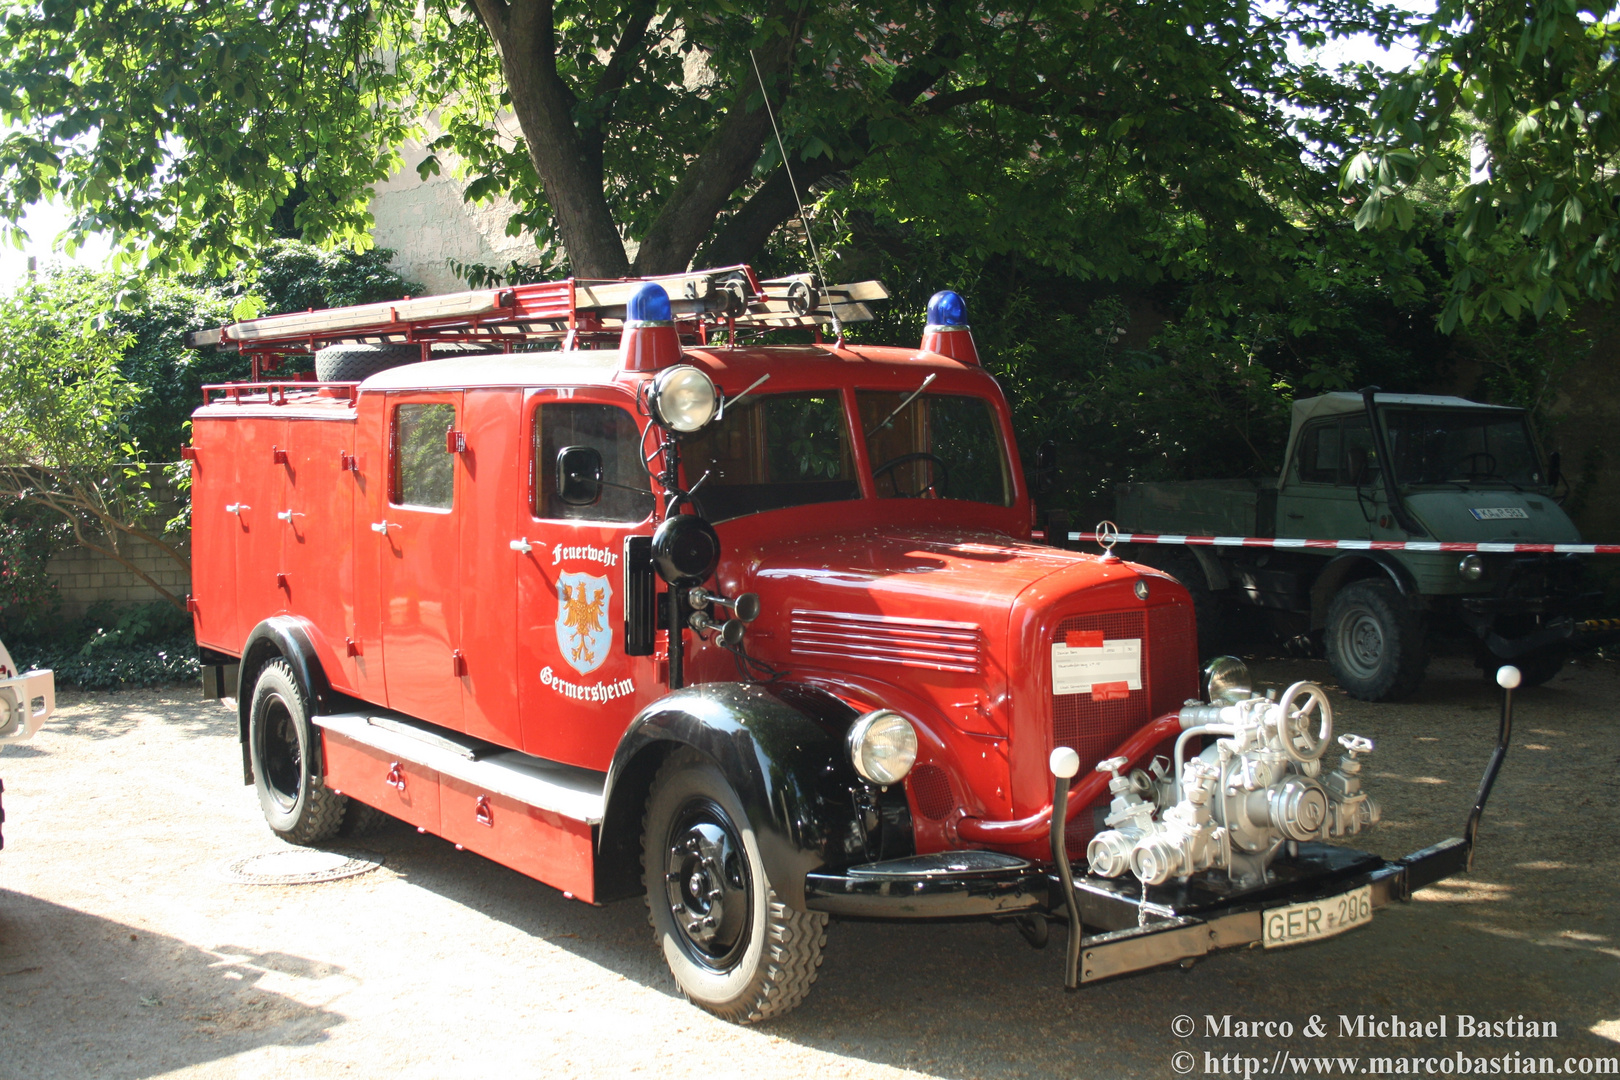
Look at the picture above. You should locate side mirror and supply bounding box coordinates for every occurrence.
[556,445,604,506]
[1547,450,1562,489]
[1033,439,1058,496]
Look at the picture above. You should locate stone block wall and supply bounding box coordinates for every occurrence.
[44,540,190,618]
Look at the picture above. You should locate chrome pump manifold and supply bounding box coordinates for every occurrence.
[1086,677,1380,888]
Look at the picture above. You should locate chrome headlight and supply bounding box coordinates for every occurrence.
[847,710,919,785]
[1202,655,1253,704]
[1458,554,1486,583]
[648,365,718,433]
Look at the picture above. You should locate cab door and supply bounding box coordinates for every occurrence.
[515,390,661,770]
[376,392,464,730]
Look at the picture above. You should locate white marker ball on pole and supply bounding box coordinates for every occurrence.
[1049,746,1081,779]
[1496,665,1522,690]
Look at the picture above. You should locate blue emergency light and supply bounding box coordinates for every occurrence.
[927,290,968,328]
[628,282,673,324]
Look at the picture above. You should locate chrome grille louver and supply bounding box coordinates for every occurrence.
[790,610,985,674]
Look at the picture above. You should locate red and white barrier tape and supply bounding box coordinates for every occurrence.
[1068,528,1620,556]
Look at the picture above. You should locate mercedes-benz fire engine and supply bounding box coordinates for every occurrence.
[186,266,1510,1022]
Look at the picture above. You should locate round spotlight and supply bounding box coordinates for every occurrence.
[648,365,718,434]
[1458,554,1486,582]
[926,289,968,328]
[1202,655,1253,704]
[847,710,919,785]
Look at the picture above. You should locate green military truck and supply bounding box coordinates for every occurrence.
[1114,390,1599,701]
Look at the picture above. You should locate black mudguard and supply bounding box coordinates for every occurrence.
[596,681,876,909]
[234,616,338,784]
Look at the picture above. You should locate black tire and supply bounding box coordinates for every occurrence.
[248,659,346,845]
[339,799,391,838]
[1155,550,1228,660]
[642,749,827,1023]
[314,344,420,382]
[1324,579,1429,701]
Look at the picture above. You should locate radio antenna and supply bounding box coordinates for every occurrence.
[749,49,842,341]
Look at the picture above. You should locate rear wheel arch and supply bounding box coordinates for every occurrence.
[234,617,338,784]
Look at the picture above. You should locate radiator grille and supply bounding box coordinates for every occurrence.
[908,765,956,821]
[790,610,984,674]
[1050,604,1198,849]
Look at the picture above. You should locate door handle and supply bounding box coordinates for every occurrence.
[276,510,305,523]
[509,537,534,554]
[226,503,250,515]
[370,520,403,533]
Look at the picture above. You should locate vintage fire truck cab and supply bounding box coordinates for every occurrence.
[187,267,1502,1022]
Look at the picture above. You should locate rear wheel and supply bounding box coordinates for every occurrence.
[248,659,345,845]
[1325,579,1429,701]
[642,749,826,1023]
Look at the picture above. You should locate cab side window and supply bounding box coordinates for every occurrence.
[394,403,456,508]
[1295,417,1374,486]
[534,402,655,521]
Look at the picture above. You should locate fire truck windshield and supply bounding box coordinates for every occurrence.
[684,391,860,521]
[856,390,1013,505]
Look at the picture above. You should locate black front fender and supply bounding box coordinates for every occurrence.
[597,682,871,910]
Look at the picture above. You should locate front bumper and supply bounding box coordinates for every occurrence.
[804,838,1470,982]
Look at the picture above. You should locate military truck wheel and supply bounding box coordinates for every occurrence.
[1158,551,1228,659]
[248,659,345,845]
[642,748,827,1023]
[1325,580,1429,701]
[314,343,421,382]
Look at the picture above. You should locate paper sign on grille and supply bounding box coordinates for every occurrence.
[1051,639,1141,696]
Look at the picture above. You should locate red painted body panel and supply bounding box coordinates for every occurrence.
[188,418,239,652]
[377,390,464,730]
[439,777,595,901]
[282,416,358,691]
[232,417,289,644]
[322,732,441,833]
[457,389,523,748]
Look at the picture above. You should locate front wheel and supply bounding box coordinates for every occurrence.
[248,659,346,845]
[642,749,827,1023]
[1324,579,1429,701]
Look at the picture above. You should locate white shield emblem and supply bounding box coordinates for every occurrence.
[556,572,613,676]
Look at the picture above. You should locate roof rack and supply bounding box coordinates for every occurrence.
[187,265,889,358]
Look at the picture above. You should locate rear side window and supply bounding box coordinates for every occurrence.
[393,403,456,508]
[1294,417,1374,486]
[534,402,655,522]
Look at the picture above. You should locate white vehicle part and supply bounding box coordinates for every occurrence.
[0,639,55,743]
[1089,680,1380,887]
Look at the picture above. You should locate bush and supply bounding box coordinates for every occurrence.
[6,601,199,689]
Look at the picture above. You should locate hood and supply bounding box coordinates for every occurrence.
[1404,490,1582,544]
[736,525,1123,628]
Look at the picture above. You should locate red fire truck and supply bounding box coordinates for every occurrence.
[186,266,1508,1021]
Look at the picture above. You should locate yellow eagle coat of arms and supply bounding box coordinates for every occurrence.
[555,572,612,676]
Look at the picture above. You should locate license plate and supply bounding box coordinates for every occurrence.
[1469,507,1529,520]
[1262,885,1372,948]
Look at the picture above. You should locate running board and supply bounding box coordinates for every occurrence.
[313,712,606,825]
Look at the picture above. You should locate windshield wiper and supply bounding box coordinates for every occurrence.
[865,373,936,439]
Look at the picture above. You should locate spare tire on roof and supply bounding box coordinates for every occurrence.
[314,342,500,382]
[314,344,421,382]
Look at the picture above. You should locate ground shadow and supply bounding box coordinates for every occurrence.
[0,890,344,1080]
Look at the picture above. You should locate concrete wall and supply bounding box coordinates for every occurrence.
[368,135,544,295]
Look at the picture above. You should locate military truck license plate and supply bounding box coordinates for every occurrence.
[1262,885,1371,948]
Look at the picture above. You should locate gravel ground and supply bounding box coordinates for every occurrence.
[1,655,1616,1080]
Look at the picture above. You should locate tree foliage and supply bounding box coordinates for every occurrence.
[3,0,1412,292]
[1345,0,1620,330]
